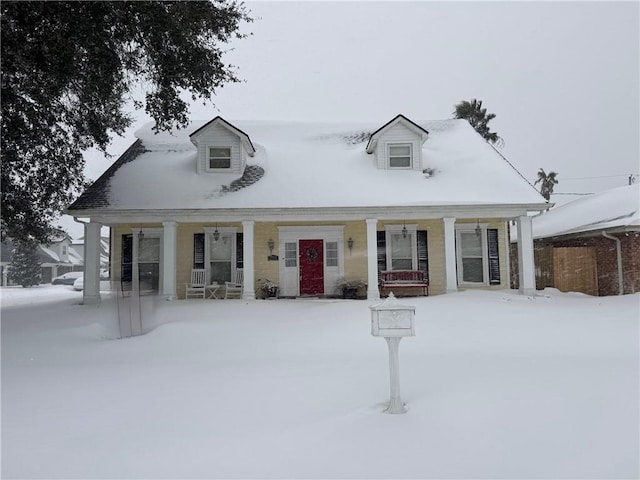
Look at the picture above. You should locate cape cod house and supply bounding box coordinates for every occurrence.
[66,114,548,304]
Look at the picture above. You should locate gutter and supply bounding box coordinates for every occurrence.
[602,230,623,295]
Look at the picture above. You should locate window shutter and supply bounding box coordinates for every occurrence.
[236,233,243,269]
[193,234,205,269]
[417,230,429,281]
[487,228,500,285]
[121,234,132,284]
[377,231,387,275]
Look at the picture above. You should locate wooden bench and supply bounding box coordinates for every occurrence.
[379,270,429,297]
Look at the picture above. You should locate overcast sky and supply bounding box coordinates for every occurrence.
[69,1,639,238]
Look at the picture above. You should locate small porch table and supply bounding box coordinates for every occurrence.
[206,284,221,299]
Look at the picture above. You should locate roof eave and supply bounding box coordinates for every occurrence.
[534,224,640,241]
[66,202,551,224]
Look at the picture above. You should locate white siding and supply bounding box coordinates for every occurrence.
[194,123,245,175]
[376,123,423,171]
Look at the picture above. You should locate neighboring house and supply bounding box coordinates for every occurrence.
[65,114,548,304]
[517,184,639,296]
[1,236,84,285]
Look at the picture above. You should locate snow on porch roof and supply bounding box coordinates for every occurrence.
[69,117,547,212]
[531,184,640,239]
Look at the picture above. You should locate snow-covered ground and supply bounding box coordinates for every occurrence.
[2,286,638,479]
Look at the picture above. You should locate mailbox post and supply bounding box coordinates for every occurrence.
[370,293,415,414]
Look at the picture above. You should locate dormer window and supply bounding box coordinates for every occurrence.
[190,117,256,175]
[388,144,412,168]
[208,147,232,169]
[366,115,429,171]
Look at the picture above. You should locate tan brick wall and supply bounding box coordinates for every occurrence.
[343,221,368,282]
[423,220,445,295]
[254,222,279,289]
[176,224,203,299]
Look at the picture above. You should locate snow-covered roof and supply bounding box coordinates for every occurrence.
[67,247,84,266]
[68,118,546,213]
[532,184,640,239]
[39,246,60,262]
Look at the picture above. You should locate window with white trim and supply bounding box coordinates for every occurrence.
[139,236,161,291]
[455,225,502,286]
[326,241,338,267]
[121,231,163,293]
[284,242,297,267]
[388,144,412,168]
[385,226,417,270]
[458,231,485,283]
[208,147,231,169]
[204,229,237,284]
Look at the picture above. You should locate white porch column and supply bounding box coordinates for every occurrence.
[242,220,256,300]
[366,218,380,300]
[162,221,177,300]
[517,215,536,296]
[443,217,458,293]
[83,221,102,305]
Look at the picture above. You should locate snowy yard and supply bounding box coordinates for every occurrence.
[1,286,638,479]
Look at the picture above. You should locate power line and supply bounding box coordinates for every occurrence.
[528,173,639,181]
[562,174,639,180]
[552,192,594,196]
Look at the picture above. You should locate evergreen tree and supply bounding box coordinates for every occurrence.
[1,1,253,243]
[8,239,42,287]
[453,99,503,146]
[534,168,559,201]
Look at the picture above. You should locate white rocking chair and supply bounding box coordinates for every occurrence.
[185,269,206,299]
[225,269,243,299]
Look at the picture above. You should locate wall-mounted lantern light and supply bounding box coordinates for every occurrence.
[138,229,145,242]
[213,223,220,242]
[268,237,275,254]
[348,237,354,253]
[475,219,482,237]
[402,220,408,239]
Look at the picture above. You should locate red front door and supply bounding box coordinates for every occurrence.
[299,239,324,296]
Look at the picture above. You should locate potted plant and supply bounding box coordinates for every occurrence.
[258,278,279,299]
[336,278,366,299]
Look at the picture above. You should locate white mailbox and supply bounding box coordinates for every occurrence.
[369,293,416,414]
[370,293,415,337]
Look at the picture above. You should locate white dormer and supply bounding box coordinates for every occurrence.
[189,117,256,175]
[366,114,429,171]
